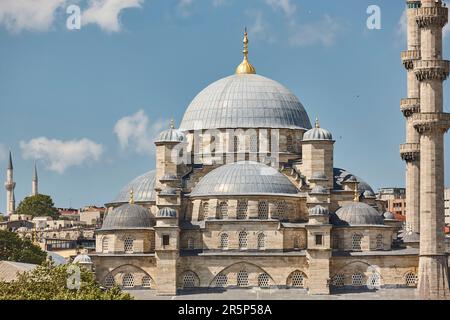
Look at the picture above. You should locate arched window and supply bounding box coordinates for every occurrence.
[124,236,134,253]
[216,274,228,287]
[104,274,115,288]
[239,231,248,250]
[257,233,265,250]
[122,273,134,288]
[293,237,300,250]
[220,233,229,250]
[405,272,418,287]
[237,270,249,287]
[102,237,109,253]
[234,135,240,152]
[331,274,345,287]
[376,234,383,250]
[351,233,363,251]
[182,271,198,288]
[199,201,209,220]
[218,201,228,219]
[187,238,194,250]
[258,200,268,219]
[142,275,152,288]
[286,135,294,152]
[288,271,306,288]
[258,273,270,288]
[237,200,248,220]
[351,272,364,286]
[275,200,287,220]
[368,271,381,287]
[250,134,258,153]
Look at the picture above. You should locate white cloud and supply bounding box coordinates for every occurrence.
[289,14,344,47]
[0,0,67,33]
[265,0,296,18]
[82,0,143,32]
[114,110,167,155]
[20,137,104,174]
[247,10,276,43]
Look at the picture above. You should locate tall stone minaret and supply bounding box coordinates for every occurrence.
[4,151,16,215]
[414,0,450,299]
[32,162,38,196]
[401,0,422,242]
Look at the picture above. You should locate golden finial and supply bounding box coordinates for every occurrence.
[170,119,175,129]
[353,182,360,202]
[315,117,320,128]
[129,189,134,204]
[235,27,256,75]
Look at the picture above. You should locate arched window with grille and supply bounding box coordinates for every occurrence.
[218,201,228,219]
[288,271,306,288]
[237,270,249,287]
[123,236,134,253]
[142,275,152,288]
[102,237,109,253]
[237,200,248,220]
[199,201,209,220]
[331,274,345,287]
[257,233,265,250]
[250,134,258,153]
[351,233,363,251]
[293,237,300,250]
[258,273,270,288]
[182,271,199,288]
[215,274,228,287]
[258,200,268,219]
[234,135,240,152]
[376,234,383,250]
[275,200,287,220]
[351,272,364,286]
[220,233,229,250]
[286,135,294,152]
[104,274,115,288]
[368,271,381,288]
[405,272,418,287]
[239,231,248,250]
[122,273,134,288]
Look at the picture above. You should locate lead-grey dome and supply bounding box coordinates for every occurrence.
[155,127,185,143]
[110,171,156,204]
[190,161,299,197]
[383,211,395,220]
[308,205,329,216]
[180,74,312,131]
[101,203,151,230]
[157,207,177,218]
[333,168,374,194]
[73,253,92,264]
[303,127,333,141]
[331,202,384,226]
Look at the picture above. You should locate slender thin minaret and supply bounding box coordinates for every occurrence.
[401,0,422,241]
[4,151,16,215]
[32,162,38,196]
[414,0,450,299]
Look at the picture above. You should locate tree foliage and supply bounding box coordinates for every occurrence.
[0,262,132,300]
[16,194,60,219]
[0,230,46,264]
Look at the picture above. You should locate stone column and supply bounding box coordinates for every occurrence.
[414,0,450,299]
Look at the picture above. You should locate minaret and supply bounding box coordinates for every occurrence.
[401,0,422,241]
[413,0,450,299]
[32,162,38,196]
[4,151,16,215]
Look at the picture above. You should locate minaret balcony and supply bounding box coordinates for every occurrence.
[414,60,450,81]
[416,6,448,29]
[400,143,420,162]
[400,98,420,117]
[411,112,450,133]
[401,50,421,70]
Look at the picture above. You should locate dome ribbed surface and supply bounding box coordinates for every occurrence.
[101,204,151,230]
[111,171,156,204]
[331,202,384,226]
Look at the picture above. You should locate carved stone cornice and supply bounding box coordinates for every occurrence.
[400,143,420,162]
[411,112,450,133]
[401,50,421,70]
[416,6,448,29]
[400,98,420,117]
[414,60,450,81]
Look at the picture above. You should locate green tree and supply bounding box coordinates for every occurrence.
[0,230,46,264]
[0,262,132,300]
[16,194,60,219]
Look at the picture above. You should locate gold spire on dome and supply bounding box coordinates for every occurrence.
[129,189,134,204]
[315,117,320,128]
[353,182,360,202]
[235,28,256,75]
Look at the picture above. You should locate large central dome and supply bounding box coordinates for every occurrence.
[179,73,312,131]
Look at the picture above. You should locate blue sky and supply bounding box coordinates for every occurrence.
[0,0,449,210]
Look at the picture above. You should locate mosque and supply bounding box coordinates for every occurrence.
[87,28,424,296]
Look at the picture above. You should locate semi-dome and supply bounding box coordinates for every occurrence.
[190,161,299,197]
[110,171,156,204]
[303,118,333,141]
[155,121,186,143]
[101,203,151,230]
[73,253,92,264]
[331,202,384,226]
[179,74,311,131]
[157,207,177,218]
[308,205,329,216]
[333,168,374,194]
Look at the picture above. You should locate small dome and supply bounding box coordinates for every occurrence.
[303,118,332,141]
[101,203,151,230]
[157,207,177,218]
[333,168,374,194]
[363,190,376,198]
[155,122,186,143]
[310,172,328,180]
[310,185,329,194]
[110,170,156,204]
[190,161,298,197]
[308,205,329,216]
[383,211,395,220]
[73,253,92,264]
[331,202,384,226]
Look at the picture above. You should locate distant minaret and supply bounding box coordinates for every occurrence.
[5,151,16,215]
[32,162,38,196]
